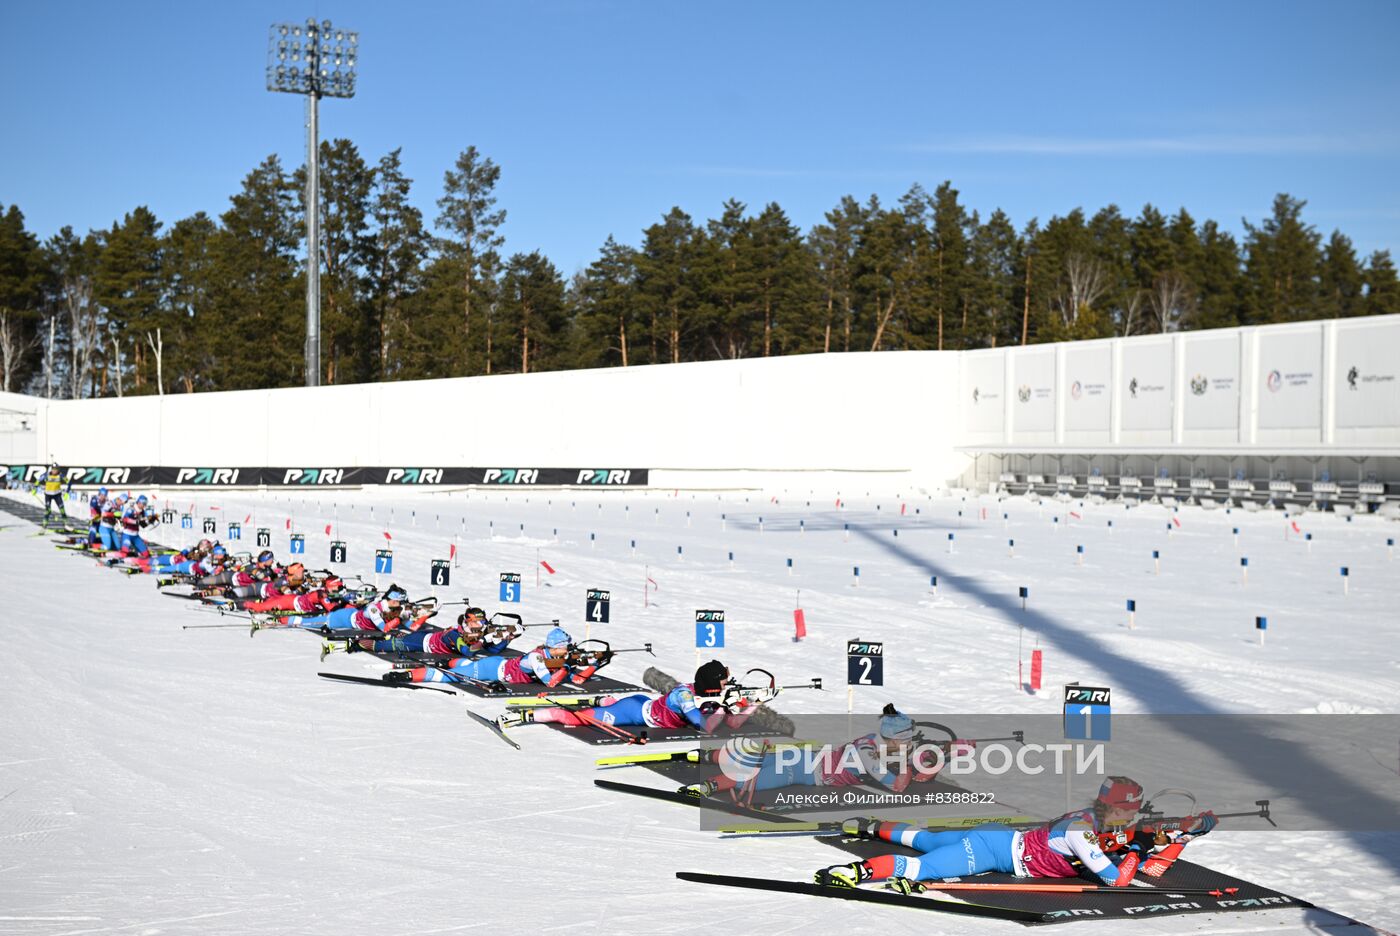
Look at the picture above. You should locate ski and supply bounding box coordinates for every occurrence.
[593,779,802,823]
[506,694,611,709]
[317,671,456,695]
[717,814,1041,837]
[596,748,707,767]
[466,709,521,750]
[674,872,1046,923]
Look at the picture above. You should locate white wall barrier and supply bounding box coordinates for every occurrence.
[7,315,1398,490]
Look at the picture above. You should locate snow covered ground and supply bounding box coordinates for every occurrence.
[2,485,1397,935]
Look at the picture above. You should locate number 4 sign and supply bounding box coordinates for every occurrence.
[695,609,725,648]
[586,589,611,624]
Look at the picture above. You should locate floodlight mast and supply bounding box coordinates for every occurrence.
[266,20,358,388]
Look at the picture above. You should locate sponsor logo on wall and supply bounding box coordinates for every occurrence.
[383,468,446,484]
[1127,376,1166,399]
[1071,380,1082,400]
[1068,380,1106,401]
[7,466,649,487]
[971,387,980,404]
[1344,364,1396,390]
[1017,384,1031,403]
[1265,368,1314,392]
[1190,374,1208,396]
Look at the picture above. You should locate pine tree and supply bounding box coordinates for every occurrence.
[700,199,757,359]
[808,196,866,352]
[95,206,163,392]
[436,146,506,376]
[574,236,639,368]
[160,212,217,393]
[967,209,1020,348]
[0,205,47,393]
[369,148,429,379]
[749,202,813,356]
[497,251,567,373]
[1319,231,1364,318]
[1363,250,1399,317]
[636,208,704,364]
[1242,194,1322,324]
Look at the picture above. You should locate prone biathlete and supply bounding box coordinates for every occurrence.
[497,659,742,733]
[242,575,347,614]
[286,584,409,633]
[398,626,580,687]
[354,607,510,659]
[118,495,154,555]
[680,705,945,799]
[814,776,1214,891]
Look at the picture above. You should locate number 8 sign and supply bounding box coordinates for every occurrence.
[695,609,725,648]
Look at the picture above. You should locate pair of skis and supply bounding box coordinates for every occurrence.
[675,872,1249,922]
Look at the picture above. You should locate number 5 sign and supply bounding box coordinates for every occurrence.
[695,609,725,648]
[846,640,884,686]
[499,572,522,603]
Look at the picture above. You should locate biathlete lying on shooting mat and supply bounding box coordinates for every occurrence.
[678,704,955,801]
[495,659,755,737]
[814,775,1217,892]
[387,625,592,688]
[344,606,512,660]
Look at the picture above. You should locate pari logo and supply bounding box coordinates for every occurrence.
[71,466,132,485]
[174,468,241,485]
[1266,369,1282,393]
[483,468,540,485]
[1064,687,1110,704]
[577,469,632,485]
[384,468,444,484]
[282,468,345,485]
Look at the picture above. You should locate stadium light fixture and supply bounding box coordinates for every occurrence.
[266,19,359,388]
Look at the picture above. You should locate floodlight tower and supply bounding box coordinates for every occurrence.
[266,20,359,388]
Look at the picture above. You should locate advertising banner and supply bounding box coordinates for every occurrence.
[1063,344,1111,432]
[1257,330,1322,431]
[1120,340,1173,431]
[1182,333,1241,431]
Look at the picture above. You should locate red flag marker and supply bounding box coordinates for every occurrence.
[449,543,457,560]
[540,560,556,575]
[383,531,392,541]
[647,576,658,588]
[900,503,906,516]
[1172,517,1182,528]
[245,514,251,524]
[1030,649,1043,691]
[285,518,291,530]
[1291,521,1301,534]
[793,608,807,641]
[324,524,332,535]
[1069,511,1082,520]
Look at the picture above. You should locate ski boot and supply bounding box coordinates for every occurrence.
[841,817,882,839]
[382,671,413,685]
[814,861,872,889]
[886,877,925,895]
[497,710,535,730]
[678,780,718,798]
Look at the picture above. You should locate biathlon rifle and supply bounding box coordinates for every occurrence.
[715,668,823,711]
[561,639,655,671]
[1099,798,1273,852]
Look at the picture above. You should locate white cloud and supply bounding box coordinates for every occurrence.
[902,134,1395,156]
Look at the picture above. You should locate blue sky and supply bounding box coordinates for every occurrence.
[3,1,1398,274]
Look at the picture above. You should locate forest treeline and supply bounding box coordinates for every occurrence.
[1,140,1396,397]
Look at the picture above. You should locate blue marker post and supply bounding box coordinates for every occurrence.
[1305,532,1313,556]
[1240,556,1249,586]
[947,532,954,554]
[721,513,726,532]
[758,516,763,535]
[677,545,684,562]
[852,565,859,588]
[630,539,636,557]
[844,522,849,543]
[1233,526,1240,549]
[1255,615,1267,647]
[1389,537,1395,561]
[1340,566,1350,597]
[1153,549,1161,576]
[930,575,938,597]
[1126,598,1136,630]
[590,532,595,549]
[799,519,805,535]
[1003,512,1009,530]
[728,550,734,570]
[1076,544,1085,566]
[1008,538,1015,558]
[1018,586,1029,612]
[1107,519,1114,536]
[786,556,793,576]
